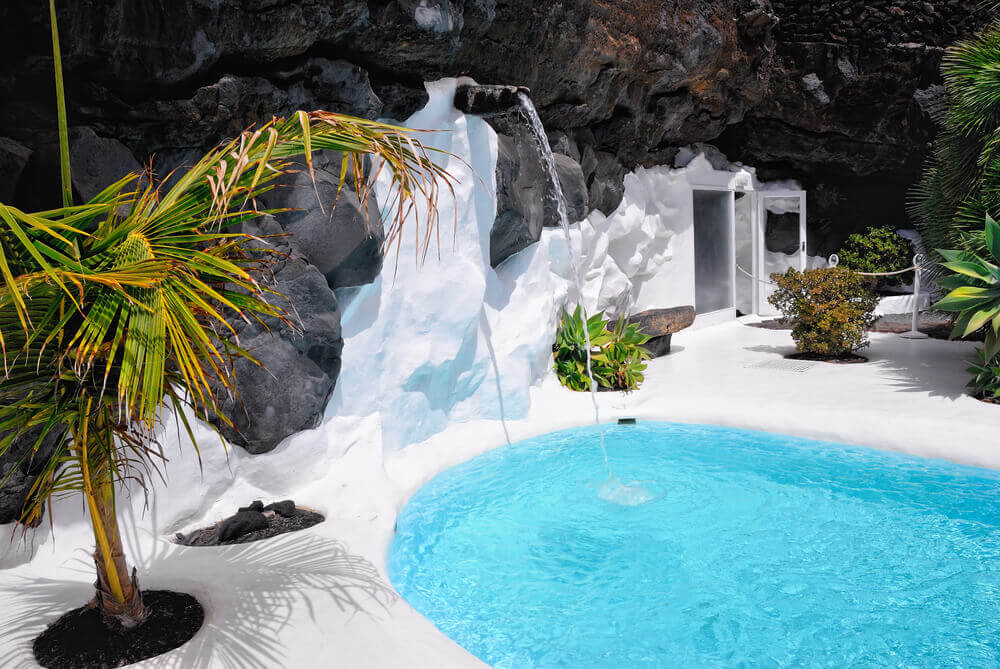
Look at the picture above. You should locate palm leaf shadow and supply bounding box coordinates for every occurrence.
[0,532,397,669]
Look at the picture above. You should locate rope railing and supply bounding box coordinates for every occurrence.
[737,253,931,340]
[736,262,774,286]
[827,252,932,277]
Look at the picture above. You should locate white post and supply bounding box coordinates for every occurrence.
[900,253,929,340]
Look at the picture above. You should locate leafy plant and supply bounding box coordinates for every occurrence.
[554,306,609,391]
[768,267,880,356]
[909,22,1000,262]
[553,306,650,392]
[0,2,452,631]
[967,349,1000,400]
[934,215,1000,397]
[836,226,913,288]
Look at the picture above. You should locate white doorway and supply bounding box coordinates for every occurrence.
[692,189,736,325]
[686,185,808,323]
[755,191,807,316]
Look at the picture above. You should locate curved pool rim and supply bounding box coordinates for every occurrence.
[387,420,1000,667]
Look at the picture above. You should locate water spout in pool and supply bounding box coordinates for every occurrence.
[516,92,653,505]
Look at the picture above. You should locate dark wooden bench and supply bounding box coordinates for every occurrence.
[628,306,695,357]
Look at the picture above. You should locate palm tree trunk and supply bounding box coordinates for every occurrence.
[85,474,147,629]
[77,400,148,629]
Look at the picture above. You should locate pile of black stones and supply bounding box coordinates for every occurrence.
[175,499,324,546]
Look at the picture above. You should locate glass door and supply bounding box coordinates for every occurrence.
[757,191,806,316]
[692,190,735,318]
[734,191,754,316]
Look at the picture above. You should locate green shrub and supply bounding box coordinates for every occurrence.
[554,306,651,392]
[768,267,880,356]
[836,226,913,288]
[934,214,1000,397]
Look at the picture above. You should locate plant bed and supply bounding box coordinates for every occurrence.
[175,500,324,546]
[787,352,868,364]
[33,590,203,669]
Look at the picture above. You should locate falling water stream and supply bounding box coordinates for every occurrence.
[516,93,654,506]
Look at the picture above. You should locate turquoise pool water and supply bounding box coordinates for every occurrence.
[388,423,1000,667]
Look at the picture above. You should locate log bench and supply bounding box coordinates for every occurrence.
[628,306,695,358]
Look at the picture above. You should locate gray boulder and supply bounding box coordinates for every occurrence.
[489,129,547,267]
[281,58,381,119]
[213,216,344,454]
[550,152,588,225]
[260,151,384,289]
[588,152,627,217]
[69,127,142,202]
[14,128,141,210]
[0,425,61,525]
[490,209,535,269]
[0,137,31,203]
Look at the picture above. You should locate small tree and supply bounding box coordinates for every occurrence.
[768,267,880,357]
[0,1,452,630]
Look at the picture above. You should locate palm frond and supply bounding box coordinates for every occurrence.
[0,110,456,525]
[910,20,1000,261]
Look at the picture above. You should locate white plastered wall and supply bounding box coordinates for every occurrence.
[575,154,811,324]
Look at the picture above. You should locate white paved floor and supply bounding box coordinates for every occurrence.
[624,319,999,468]
[2,321,997,668]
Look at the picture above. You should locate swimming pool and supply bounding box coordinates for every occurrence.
[388,422,1000,667]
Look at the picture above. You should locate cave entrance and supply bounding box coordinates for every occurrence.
[692,189,736,324]
[755,191,808,317]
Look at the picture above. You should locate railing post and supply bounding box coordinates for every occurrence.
[900,253,929,340]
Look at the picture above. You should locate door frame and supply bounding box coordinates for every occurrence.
[689,185,737,327]
[755,190,807,315]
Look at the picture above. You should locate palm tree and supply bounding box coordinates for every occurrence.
[0,1,453,630]
[910,19,1000,260]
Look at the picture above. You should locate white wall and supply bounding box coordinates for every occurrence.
[329,88,793,452]
[575,155,781,320]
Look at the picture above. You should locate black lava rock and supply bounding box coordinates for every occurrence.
[238,500,264,513]
[263,500,297,518]
[217,509,268,542]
